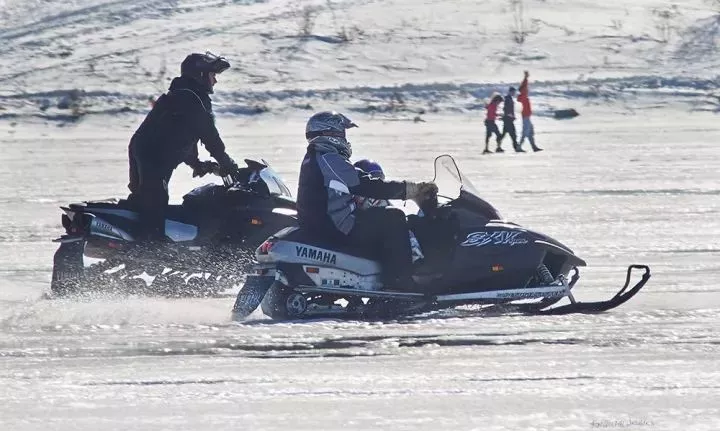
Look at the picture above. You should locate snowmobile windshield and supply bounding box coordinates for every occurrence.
[259,166,293,200]
[432,155,502,219]
[433,155,480,200]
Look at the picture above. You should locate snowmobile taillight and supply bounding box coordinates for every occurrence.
[258,240,274,254]
[250,218,263,225]
[492,264,504,272]
[305,267,319,274]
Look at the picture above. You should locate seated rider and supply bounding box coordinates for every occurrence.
[352,159,424,263]
[297,111,438,290]
[127,52,239,240]
[352,159,390,209]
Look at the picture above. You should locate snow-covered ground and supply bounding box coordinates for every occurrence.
[1,0,720,430]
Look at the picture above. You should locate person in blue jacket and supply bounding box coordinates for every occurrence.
[297,111,437,290]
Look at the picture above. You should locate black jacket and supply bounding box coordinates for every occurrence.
[503,94,515,120]
[129,76,227,173]
[297,139,407,237]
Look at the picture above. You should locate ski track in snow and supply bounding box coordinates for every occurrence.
[2,0,720,430]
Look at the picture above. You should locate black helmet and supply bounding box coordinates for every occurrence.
[180,52,230,93]
[305,111,358,158]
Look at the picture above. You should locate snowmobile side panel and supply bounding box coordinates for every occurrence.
[165,219,198,242]
[268,240,382,276]
[435,284,567,303]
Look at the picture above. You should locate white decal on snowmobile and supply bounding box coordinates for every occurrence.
[460,231,528,247]
[295,246,337,265]
[496,290,564,299]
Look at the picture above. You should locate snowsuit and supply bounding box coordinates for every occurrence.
[297,138,415,287]
[484,95,503,152]
[353,190,424,263]
[518,77,540,151]
[127,76,232,238]
[500,93,519,149]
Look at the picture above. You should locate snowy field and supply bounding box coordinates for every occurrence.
[1,108,719,431]
[2,0,720,430]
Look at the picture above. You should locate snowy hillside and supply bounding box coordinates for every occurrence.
[1,0,720,121]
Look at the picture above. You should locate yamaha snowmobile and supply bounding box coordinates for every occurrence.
[231,155,650,320]
[51,159,297,297]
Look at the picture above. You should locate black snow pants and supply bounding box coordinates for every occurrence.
[484,119,501,145]
[500,117,518,147]
[347,206,413,288]
[127,143,173,239]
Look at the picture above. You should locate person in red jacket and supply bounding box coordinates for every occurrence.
[518,71,542,152]
[483,93,504,154]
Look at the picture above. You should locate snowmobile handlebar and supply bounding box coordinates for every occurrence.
[219,166,271,196]
[417,194,439,218]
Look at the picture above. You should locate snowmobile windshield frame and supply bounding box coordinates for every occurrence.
[432,155,501,218]
[259,166,294,200]
[432,155,480,201]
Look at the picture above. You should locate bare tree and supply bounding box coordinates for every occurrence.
[651,5,681,43]
[510,0,538,44]
[299,5,318,37]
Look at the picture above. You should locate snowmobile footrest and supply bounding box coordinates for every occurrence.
[536,264,651,315]
[296,285,425,299]
[52,235,85,243]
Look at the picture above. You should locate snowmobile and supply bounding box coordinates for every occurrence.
[231,155,650,320]
[51,159,297,297]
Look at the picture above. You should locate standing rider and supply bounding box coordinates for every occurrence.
[127,52,239,240]
[297,112,437,290]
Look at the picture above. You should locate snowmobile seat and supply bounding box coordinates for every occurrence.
[274,227,377,260]
[71,200,197,226]
[70,198,133,211]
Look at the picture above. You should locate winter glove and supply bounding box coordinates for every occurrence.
[214,152,239,177]
[192,160,219,178]
[405,181,438,205]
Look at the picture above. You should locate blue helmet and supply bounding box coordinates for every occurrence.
[353,159,384,180]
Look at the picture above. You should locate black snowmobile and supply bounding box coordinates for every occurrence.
[231,155,650,320]
[51,159,297,297]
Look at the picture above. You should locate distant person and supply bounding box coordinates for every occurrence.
[483,93,504,154]
[518,70,542,152]
[499,86,523,152]
[127,52,239,241]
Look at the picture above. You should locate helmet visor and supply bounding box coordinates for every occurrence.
[205,51,230,74]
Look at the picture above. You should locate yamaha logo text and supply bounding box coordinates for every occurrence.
[296,246,337,265]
